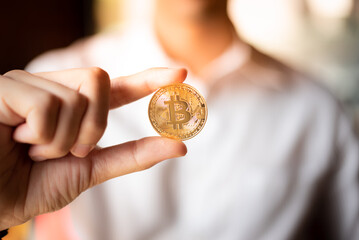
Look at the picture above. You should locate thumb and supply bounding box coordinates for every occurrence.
[87,137,187,186]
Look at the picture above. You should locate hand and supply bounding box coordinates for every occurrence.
[0,67,187,230]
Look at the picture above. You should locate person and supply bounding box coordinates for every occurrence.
[24,0,359,239]
[0,68,187,234]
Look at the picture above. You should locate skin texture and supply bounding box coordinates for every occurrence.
[0,67,188,230]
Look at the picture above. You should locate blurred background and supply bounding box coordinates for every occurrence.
[1,0,359,239]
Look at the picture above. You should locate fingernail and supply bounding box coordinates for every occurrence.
[72,144,94,158]
[31,155,46,161]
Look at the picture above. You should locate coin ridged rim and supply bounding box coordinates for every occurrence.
[148,83,208,141]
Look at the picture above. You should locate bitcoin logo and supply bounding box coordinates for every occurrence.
[164,95,191,129]
[148,83,207,141]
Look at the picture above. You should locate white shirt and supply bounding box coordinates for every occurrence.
[27,25,359,240]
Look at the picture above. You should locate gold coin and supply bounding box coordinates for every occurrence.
[148,83,207,141]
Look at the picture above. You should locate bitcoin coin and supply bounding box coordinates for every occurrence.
[148,83,207,141]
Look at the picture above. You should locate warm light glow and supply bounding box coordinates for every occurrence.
[94,0,154,32]
[94,0,123,31]
[228,0,302,54]
[306,0,353,18]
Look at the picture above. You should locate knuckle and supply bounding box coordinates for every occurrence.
[65,91,80,105]
[131,141,151,171]
[90,67,110,80]
[90,151,109,185]
[85,67,110,88]
[3,69,26,78]
[130,141,146,171]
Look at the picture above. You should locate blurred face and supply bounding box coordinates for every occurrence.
[156,0,228,21]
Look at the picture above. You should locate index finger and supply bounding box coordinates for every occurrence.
[109,68,187,109]
[35,67,187,109]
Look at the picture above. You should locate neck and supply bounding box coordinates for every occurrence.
[154,7,235,76]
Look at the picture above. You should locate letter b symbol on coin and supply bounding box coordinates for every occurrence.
[165,95,191,129]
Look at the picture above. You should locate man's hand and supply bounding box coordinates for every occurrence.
[0,67,187,230]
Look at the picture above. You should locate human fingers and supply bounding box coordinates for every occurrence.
[35,67,185,157]
[4,70,88,160]
[0,74,60,143]
[109,68,187,109]
[87,137,186,187]
[35,68,111,157]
